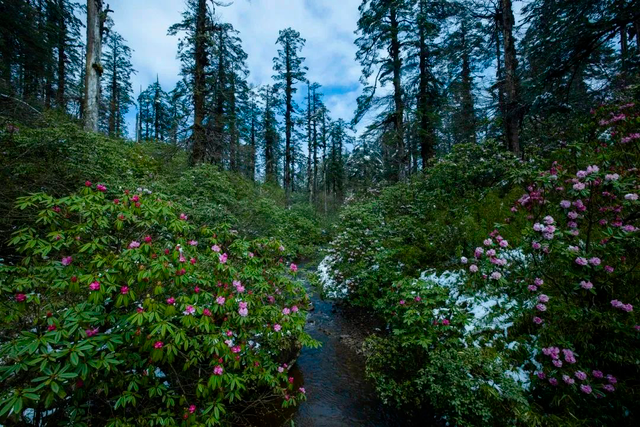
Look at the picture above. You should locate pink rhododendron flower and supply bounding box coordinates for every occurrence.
[562,375,575,385]
[536,371,546,379]
[179,213,188,220]
[469,264,478,273]
[441,319,450,326]
[604,384,615,392]
[553,359,563,368]
[290,263,298,273]
[89,281,100,291]
[211,244,221,252]
[575,371,587,381]
[279,245,285,251]
[273,324,282,332]
[533,317,543,324]
[219,253,228,264]
[232,345,241,353]
[538,294,549,303]
[573,183,586,191]
[167,297,176,305]
[460,256,468,264]
[85,327,99,337]
[214,365,224,375]
[194,286,200,294]
[120,286,129,295]
[216,296,226,305]
[499,240,509,248]
[154,341,163,349]
[532,241,541,249]
[282,307,291,315]
[534,278,544,286]
[625,193,638,201]
[580,281,593,290]
[16,293,26,302]
[589,257,601,266]
[528,285,538,292]
[188,405,196,414]
[606,374,617,384]
[575,257,588,266]
[483,238,493,246]
[183,305,195,315]
[580,384,592,394]
[291,305,299,313]
[238,301,248,317]
[299,387,306,394]
[486,249,497,257]
[203,308,212,316]
[61,256,73,266]
[278,366,285,373]
[549,377,558,386]
[490,272,502,280]
[536,303,547,312]
[560,200,571,208]
[128,241,140,249]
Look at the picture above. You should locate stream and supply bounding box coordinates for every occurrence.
[258,266,429,427]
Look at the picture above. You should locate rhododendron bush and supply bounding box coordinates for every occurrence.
[325,100,640,425]
[0,185,315,425]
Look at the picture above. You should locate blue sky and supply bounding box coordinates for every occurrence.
[109,0,365,137]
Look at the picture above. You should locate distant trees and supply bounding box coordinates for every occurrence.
[101,29,135,138]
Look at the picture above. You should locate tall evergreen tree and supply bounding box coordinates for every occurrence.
[101,30,135,137]
[273,28,307,204]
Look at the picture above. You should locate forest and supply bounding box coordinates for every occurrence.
[0,0,639,425]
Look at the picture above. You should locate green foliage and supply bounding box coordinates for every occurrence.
[326,141,523,306]
[0,185,317,425]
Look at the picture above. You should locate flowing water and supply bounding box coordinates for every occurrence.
[253,267,435,427]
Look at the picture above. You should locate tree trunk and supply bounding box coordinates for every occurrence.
[417,0,436,168]
[191,0,208,164]
[312,88,318,203]
[56,0,67,109]
[307,83,313,204]
[389,5,405,181]
[212,30,225,166]
[83,0,104,132]
[500,0,521,156]
[460,22,477,144]
[229,74,238,172]
[108,37,117,136]
[284,40,293,205]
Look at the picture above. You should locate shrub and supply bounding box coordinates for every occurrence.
[0,184,316,425]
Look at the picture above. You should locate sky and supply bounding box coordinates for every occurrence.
[109,0,365,137]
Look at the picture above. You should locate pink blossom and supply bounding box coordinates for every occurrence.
[483,238,493,246]
[469,264,478,273]
[85,327,99,337]
[460,256,468,264]
[219,253,228,264]
[399,299,405,305]
[299,387,306,394]
[575,371,587,381]
[183,305,195,315]
[188,405,196,414]
[128,241,140,249]
[533,223,544,232]
[61,256,73,266]
[167,297,176,305]
[211,244,221,252]
[536,371,546,379]
[533,317,543,324]
[226,330,233,337]
[282,307,291,315]
[605,173,619,181]
[538,294,549,303]
[203,308,212,316]
[278,366,285,373]
[154,341,164,349]
[580,384,592,394]
[291,305,299,313]
[231,345,241,353]
[567,211,578,219]
[589,257,601,266]
[499,240,509,248]
[549,377,558,386]
[560,200,571,208]
[120,286,129,295]
[575,257,588,266]
[604,265,614,273]
[96,184,107,192]
[606,375,617,384]
[442,319,450,326]
[621,133,640,143]
[490,272,502,280]
[528,285,538,292]
[543,215,555,225]
[625,193,638,201]
[214,365,224,375]
[216,296,226,305]
[89,281,100,291]
[580,281,593,290]
[273,324,282,332]
[279,245,285,252]
[238,301,248,317]
[562,375,575,385]
[179,213,188,220]
[553,359,563,368]
[573,183,586,191]
[532,241,541,250]
[290,263,298,273]
[604,384,615,392]
[249,252,255,258]
[536,304,547,312]
[16,293,26,302]
[486,249,496,257]
[188,240,198,246]
[85,180,92,187]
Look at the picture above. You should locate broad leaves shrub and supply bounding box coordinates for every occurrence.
[325,141,522,306]
[0,184,315,425]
